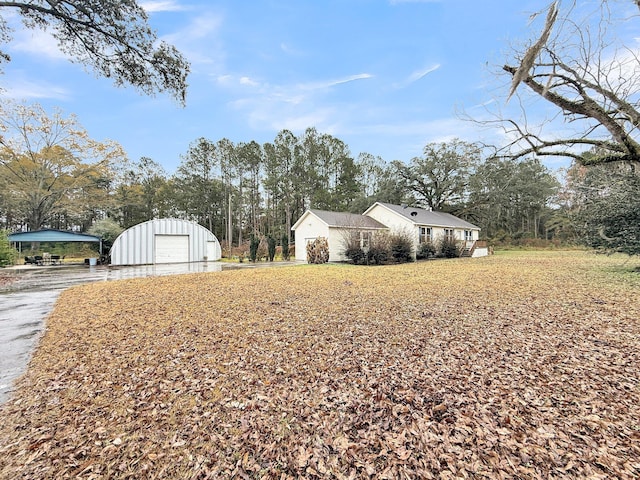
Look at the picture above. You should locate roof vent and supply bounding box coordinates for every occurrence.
[410,211,418,217]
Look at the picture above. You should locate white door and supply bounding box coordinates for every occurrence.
[155,235,189,263]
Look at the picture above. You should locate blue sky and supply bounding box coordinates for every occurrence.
[3,0,569,173]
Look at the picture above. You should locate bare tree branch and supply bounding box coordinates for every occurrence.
[0,1,190,104]
[472,0,640,166]
[507,1,558,102]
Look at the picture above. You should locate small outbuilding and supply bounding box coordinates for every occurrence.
[109,218,221,266]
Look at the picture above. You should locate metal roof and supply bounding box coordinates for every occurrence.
[366,202,480,230]
[8,229,101,243]
[307,209,388,229]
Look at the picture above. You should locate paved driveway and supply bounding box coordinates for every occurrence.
[0,262,225,404]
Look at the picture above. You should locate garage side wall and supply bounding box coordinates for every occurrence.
[293,215,331,262]
[110,218,221,266]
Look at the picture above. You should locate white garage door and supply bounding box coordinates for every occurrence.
[155,235,189,263]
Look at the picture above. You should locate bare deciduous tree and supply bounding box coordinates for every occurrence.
[489,1,640,165]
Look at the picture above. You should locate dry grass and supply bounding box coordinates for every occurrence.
[0,251,639,479]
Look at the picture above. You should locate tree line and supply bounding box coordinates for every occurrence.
[2,101,572,252]
[1,1,639,255]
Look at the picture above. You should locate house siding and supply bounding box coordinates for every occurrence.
[365,204,415,237]
[364,204,424,247]
[327,228,350,262]
[365,203,482,255]
[292,213,334,261]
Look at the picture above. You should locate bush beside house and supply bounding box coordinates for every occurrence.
[307,237,330,264]
[342,230,414,265]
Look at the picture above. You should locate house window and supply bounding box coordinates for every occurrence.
[464,230,473,242]
[360,231,372,249]
[419,227,432,243]
[444,229,454,241]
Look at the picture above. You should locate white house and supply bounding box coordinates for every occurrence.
[292,202,488,262]
[291,210,387,262]
[364,202,487,257]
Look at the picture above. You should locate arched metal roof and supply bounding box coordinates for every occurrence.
[109,218,221,266]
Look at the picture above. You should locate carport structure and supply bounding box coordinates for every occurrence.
[8,229,103,257]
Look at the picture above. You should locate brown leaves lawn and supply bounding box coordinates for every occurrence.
[1,251,639,479]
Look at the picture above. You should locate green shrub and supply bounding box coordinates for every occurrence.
[88,218,123,250]
[367,233,391,265]
[267,236,277,261]
[390,232,414,263]
[416,241,437,260]
[306,237,329,264]
[344,246,366,265]
[281,234,290,260]
[439,236,461,258]
[366,244,388,264]
[0,229,17,267]
[342,230,414,265]
[341,230,365,264]
[249,234,260,262]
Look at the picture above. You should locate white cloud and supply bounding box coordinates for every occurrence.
[329,73,374,87]
[270,91,306,105]
[407,64,441,83]
[215,74,234,87]
[247,106,338,135]
[215,74,262,89]
[394,63,440,88]
[465,98,498,111]
[162,13,224,67]
[164,13,222,44]
[239,76,259,87]
[139,1,186,13]
[219,72,372,107]
[297,73,373,92]
[223,73,373,134]
[10,28,68,61]
[3,77,70,100]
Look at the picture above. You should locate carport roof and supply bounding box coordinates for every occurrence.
[9,229,101,243]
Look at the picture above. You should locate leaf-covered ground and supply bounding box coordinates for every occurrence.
[1,251,639,479]
[0,273,17,288]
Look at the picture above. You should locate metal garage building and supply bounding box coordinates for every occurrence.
[109,218,221,266]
